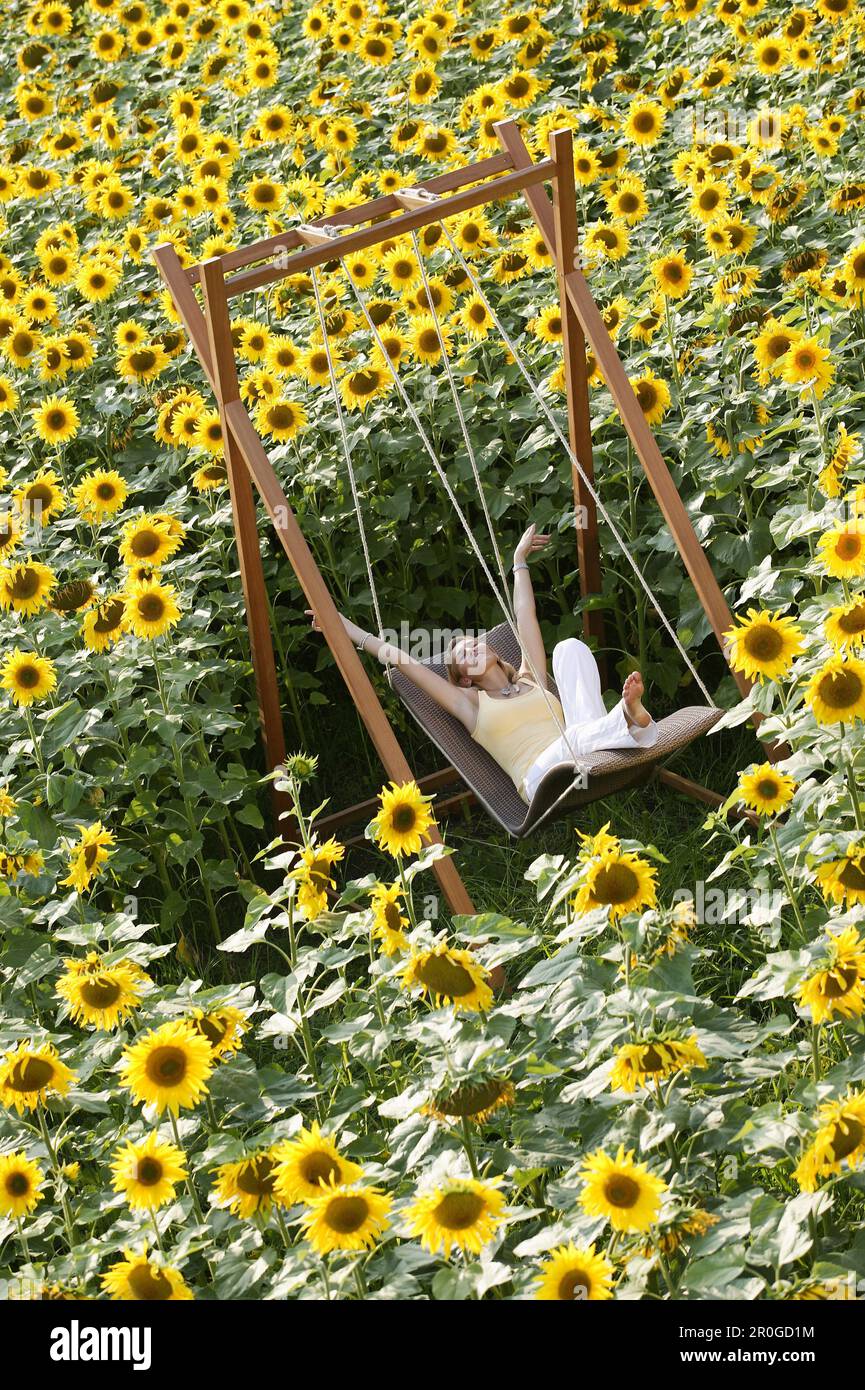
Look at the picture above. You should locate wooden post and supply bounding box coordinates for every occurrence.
[199,258,289,828]
[153,244,475,916]
[549,128,605,658]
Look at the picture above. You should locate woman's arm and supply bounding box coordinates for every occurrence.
[513,523,550,686]
[307,611,476,729]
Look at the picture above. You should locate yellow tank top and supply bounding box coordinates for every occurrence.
[470,680,564,802]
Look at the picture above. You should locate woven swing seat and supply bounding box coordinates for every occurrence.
[389,622,722,838]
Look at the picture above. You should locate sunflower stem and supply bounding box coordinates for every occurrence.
[36,1104,75,1251]
[168,1110,206,1228]
[842,746,864,831]
[274,1204,291,1248]
[811,1024,821,1083]
[23,707,46,778]
[768,822,808,940]
[461,1116,480,1180]
[15,1217,32,1265]
[353,1261,368,1300]
[663,296,682,396]
[150,1208,166,1257]
[397,855,417,929]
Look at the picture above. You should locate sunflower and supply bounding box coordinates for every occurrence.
[111,1132,187,1211]
[293,836,345,920]
[814,844,865,906]
[187,1006,248,1059]
[72,468,128,521]
[0,1152,44,1219]
[82,595,126,652]
[254,396,307,441]
[59,820,115,894]
[795,1091,865,1191]
[340,364,392,411]
[825,600,865,652]
[0,647,57,706]
[781,337,835,398]
[623,99,665,145]
[609,1035,708,1092]
[372,779,435,856]
[806,655,865,725]
[457,294,493,340]
[213,1148,287,1218]
[630,370,671,426]
[405,1176,504,1258]
[0,1040,75,1114]
[400,942,493,1013]
[725,608,804,682]
[123,579,181,641]
[796,926,865,1024]
[583,222,629,262]
[273,1123,364,1204]
[407,314,451,366]
[535,1243,614,1301]
[119,514,181,568]
[425,1076,515,1125]
[102,1247,193,1301]
[370,882,410,956]
[301,1180,392,1254]
[574,845,657,922]
[56,952,145,1027]
[14,469,65,524]
[0,558,57,616]
[117,342,168,385]
[580,1145,667,1232]
[120,1020,214,1115]
[818,525,865,580]
[737,762,796,815]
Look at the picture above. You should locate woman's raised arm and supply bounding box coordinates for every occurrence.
[512,523,550,686]
[306,611,476,729]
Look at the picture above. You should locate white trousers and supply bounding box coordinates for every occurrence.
[523,638,659,801]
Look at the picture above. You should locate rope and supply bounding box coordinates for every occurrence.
[434,218,717,709]
[343,269,591,778]
[310,265,389,666]
[409,228,515,627]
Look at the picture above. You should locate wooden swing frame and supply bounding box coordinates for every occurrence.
[153,120,756,917]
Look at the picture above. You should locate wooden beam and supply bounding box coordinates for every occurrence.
[493,120,750,702]
[223,159,556,298]
[199,257,289,829]
[185,150,517,285]
[549,128,605,658]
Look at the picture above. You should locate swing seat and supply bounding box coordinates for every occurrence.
[390,623,722,838]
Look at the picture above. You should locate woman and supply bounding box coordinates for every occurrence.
[309,524,658,804]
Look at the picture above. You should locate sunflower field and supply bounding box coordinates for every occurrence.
[0,0,864,1313]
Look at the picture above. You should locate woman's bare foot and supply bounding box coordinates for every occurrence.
[623,671,651,728]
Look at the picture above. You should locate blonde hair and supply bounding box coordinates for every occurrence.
[444,637,519,688]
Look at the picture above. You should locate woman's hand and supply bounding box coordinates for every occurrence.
[514,523,551,566]
[306,608,323,634]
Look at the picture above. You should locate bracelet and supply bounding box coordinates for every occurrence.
[513,562,529,573]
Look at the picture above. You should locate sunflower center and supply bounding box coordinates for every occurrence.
[6,1172,30,1197]
[131,529,163,558]
[9,569,40,599]
[300,1152,341,1186]
[838,605,865,634]
[816,668,863,710]
[128,1263,173,1300]
[94,599,125,633]
[822,965,858,998]
[838,859,865,890]
[137,594,166,623]
[603,1174,641,1208]
[640,1045,667,1072]
[591,861,640,906]
[9,1056,55,1091]
[756,778,780,799]
[136,1157,164,1186]
[432,1189,485,1229]
[145,1045,187,1087]
[636,382,658,412]
[79,976,121,1007]
[236,1156,276,1196]
[15,664,40,689]
[633,111,656,133]
[417,955,475,998]
[195,1015,227,1047]
[829,1117,863,1160]
[383,901,402,933]
[436,1079,505,1118]
[743,624,783,661]
[835,534,862,561]
[324,1194,369,1233]
[349,371,379,396]
[558,1268,592,1300]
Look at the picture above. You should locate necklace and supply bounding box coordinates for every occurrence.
[499,680,519,698]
